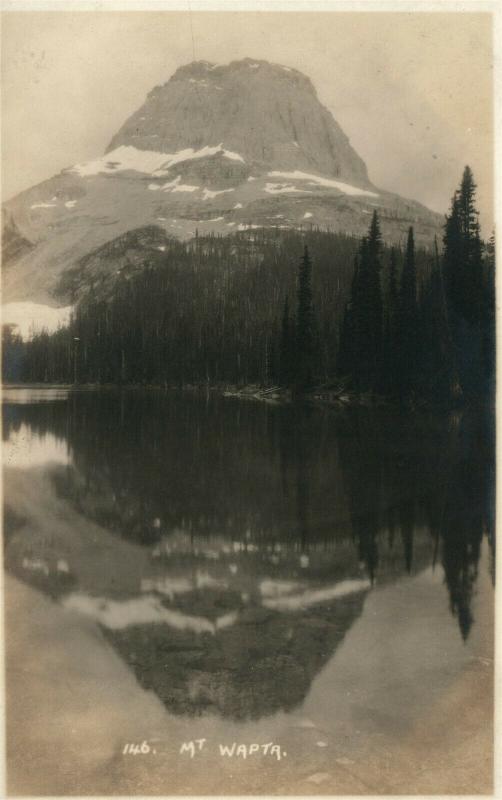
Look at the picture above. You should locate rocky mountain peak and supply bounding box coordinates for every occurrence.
[107,58,370,185]
[168,58,313,87]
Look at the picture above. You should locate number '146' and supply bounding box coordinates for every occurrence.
[123,741,151,755]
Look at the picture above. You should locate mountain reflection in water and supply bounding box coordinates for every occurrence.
[3,390,495,723]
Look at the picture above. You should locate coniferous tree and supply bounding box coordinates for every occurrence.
[337,214,383,393]
[2,324,25,383]
[352,213,383,391]
[397,227,418,398]
[337,254,359,380]
[419,248,457,400]
[382,246,399,394]
[279,295,294,387]
[457,167,484,333]
[443,191,463,314]
[367,211,384,350]
[267,322,280,386]
[443,166,486,397]
[310,303,322,382]
[401,228,417,318]
[352,237,369,387]
[295,245,315,393]
[482,232,496,396]
[388,247,399,329]
[365,212,383,390]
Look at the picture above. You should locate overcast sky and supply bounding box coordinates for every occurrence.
[1,10,494,229]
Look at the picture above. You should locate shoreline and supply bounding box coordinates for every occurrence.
[2,381,493,413]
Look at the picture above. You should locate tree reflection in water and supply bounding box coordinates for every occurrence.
[3,391,494,719]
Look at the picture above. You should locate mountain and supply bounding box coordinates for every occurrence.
[2,58,442,325]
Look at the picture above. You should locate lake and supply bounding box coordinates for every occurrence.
[3,388,494,795]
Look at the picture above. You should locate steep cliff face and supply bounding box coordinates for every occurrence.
[108,59,370,186]
[2,58,442,314]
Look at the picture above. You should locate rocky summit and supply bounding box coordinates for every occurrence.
[2,58,442,313]
[108,58,370,185]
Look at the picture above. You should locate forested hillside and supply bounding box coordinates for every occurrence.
[3,167,495,406]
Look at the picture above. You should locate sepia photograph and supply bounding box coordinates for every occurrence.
[0,2,496,796]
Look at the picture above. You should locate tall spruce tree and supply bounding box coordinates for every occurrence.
[388,247,399,324]
[337,255,359,379]
[366,212,383,390]
[443,191,463,314]
[459,167,484,325]
[382,247,399,394]
[279,294,294,387]
[295,245,315,393]
[2,324,25,383]
[397,227,418,398]
[443,166,486,397]
[401,227,417,317]
[482,231,496,397]
[350,238,369,388]
[356,213,383,391]
[337,213,383,392]
[419,240,460,401]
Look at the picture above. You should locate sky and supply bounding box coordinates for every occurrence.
[1,9,494,229]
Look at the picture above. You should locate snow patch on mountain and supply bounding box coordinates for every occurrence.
[161,176,199,193]
[268,171,379,197]
[202,187,235,200]
[30,202,56,209]
[71,144,245,178]
[265,182,311,195]
[148,176,199,193]
[72,146,170,177]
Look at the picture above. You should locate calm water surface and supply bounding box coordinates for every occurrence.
[3,389,495,795]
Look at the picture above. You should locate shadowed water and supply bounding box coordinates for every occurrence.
[2,388,495,795]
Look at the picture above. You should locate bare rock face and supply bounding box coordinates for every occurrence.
[2,58,442,308]
[1,212,34,267]
[108,59,370,187]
